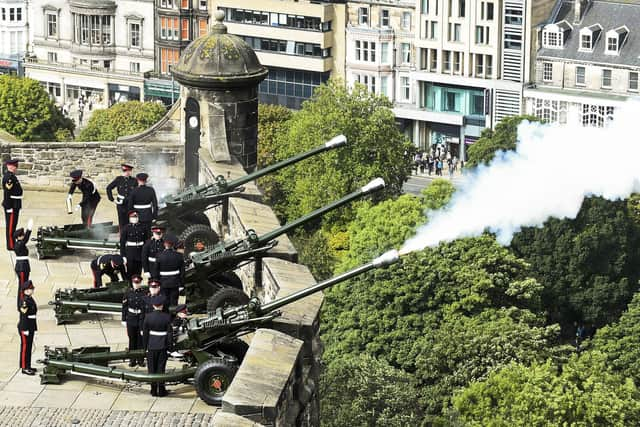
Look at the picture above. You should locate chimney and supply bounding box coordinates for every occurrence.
[574,0,586,24]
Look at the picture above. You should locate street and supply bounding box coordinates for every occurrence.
[403,172,465,195]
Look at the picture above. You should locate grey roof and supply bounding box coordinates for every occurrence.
[538,0,640,67]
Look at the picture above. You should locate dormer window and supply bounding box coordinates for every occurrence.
[605,26,629,55]
[579,24,602,52]
[542,20,572,49]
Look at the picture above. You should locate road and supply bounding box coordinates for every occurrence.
[403,173,465,195]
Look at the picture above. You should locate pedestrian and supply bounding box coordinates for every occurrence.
[448,161,454,178]
[453,156,458,172]
[13,218,33,309]
[122,274,146,367]
[436,159,443,176]
[127,173,158,234]
[3,159,23,251]
[106,163,138,233]
[143,294,172,397]
[142,223,165,279]
[90,254,127,288]
[157,234,184,308]
[18,280,37,375]
[67,170,101,227]
[120,211,150,279]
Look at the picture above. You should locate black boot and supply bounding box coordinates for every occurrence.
[157,385,168,397]
[21,368,35,376]
[150,384,158,396]
[129,360,137,367]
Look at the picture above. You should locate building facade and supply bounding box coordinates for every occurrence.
[25,0,155,108]
[212,0,346,109]
[524,0,640,128]
[0,0,28,74]
[345,0,415,106]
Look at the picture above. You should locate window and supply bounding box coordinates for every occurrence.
[381,9,389,27]
[581,34,591,50]
[401,76,410,100]
[380,76,388,97]
[458,0,465,17]
[381,42,389,64]
[129,23,141,48]
[576,66,585,86]
[355,40,361,60]
[443,50,451,72]
[475,54,484,76]
[402,12,411,29]
[486,55,493,77]
[160,47,180,74]
[454,24,461,41]
[358,7,368,25]
[430,49,437,71]
[160,0,176,8]
[453,52,461,74]
[486,2,494,20]
[430,21,438,39]
[581,104,614,127]
[607,37,618,53]
[200,0,207,10]
[199,18,207,37]
[475,26,484,44]
[161,16,180,40]
[9,8,14,21]
[422,0,429,14]
[355,74,376,94]
[1,9,4,21]
[543,31,560,48]
[401,43,410,64]
[181,0,187,8]
[130,62,140,73]
[47,14,58,38]
[543,62,553,82]
[532,99,568,124]
[505,8,522,25]
[630,72,639,92]
[182,18,189,40]
[602,69,612,88]
[47,52,57,63]
[16,7,21,21]
[355,40,375,62]
[102,16,112,45]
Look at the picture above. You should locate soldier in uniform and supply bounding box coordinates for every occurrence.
[122,274,146,367]
[18,280,37,375]
[3,159,23,251]
[142,223,165,279]
[172,304,189,330]
[90,254,127,288]
[157,234,184,308]
[106,163,138,233]
[142,294,172,397]
[67,170,101,227]
[127,173,158,233]
[120,211,150,279]
[144,279,168,314]
[13,218,33,308]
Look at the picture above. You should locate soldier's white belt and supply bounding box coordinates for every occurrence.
[27,315,36,319]
[5,209,12,213]
[10,195,23,199]
[149,330,167,336]
[126,241,144,246]
[134,204,152,209]
[128,308,142,314]
[160,270,180,276]
[148,257,157,262]
[15,256,29,261]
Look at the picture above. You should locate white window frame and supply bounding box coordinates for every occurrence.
[606,36,618,54]
[127,17,143,49]
[543,62,553,82]
[400,76,410,101]
[630,71,639,92]
[45,11,59,39]
[401,12,411,29]
[400,43,410,64]
[358,7,369,26]
[380,9,390,27]
[575,66,586,86]
[602,69,612,88]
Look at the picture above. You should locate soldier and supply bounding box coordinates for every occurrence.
[144,279,169,314]
[106,163,138,233]
[157,234,184,307]
[3,159,23,251]
[120,211,150,279]
[13,218,33,309]
[142,294,172,397]
[122,274,146,367]
[90,254,127,288]
[18,280,37,375]
[67,170,101,227]
[127,173,158,233]
[172,304,189,330]
[141,222,165,279]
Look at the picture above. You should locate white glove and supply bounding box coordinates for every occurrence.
[67,194,72,200]
[143,272,151,278]
[22,330,29,336]
[121,321,126,327]
[75,204,81,211]
[169,351,183,358]
[27,218,33,231]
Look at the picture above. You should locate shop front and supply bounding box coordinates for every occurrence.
[108,84,141,105]
[0,58,21,76]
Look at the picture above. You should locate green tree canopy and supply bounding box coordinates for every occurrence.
[466,115,539,168]
[78,101,166,141]
[256,103,293,203]
[0,75,74,141]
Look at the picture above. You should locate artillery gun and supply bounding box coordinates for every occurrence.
[34,135,347,259]
[40,249,401,406]
[49,178,386,324]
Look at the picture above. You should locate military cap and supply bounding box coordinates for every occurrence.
[136,172,149,181]
[149,279,161,288]
[131,274,142,283]
[150,294,166,306]
[121,163,134,170]
[70,169,83,180]
[164,234,177,245]
[13,228,25,239]
[4,159,19,166]
[20,280,34,291]
[111,256,125,267]
[175,304,188,314]
[128,210,138,217]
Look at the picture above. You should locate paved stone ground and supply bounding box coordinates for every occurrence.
[0,191,218,425]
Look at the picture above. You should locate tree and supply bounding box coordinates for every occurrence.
[256,103,293,205]
[0,75,75,141]
[453,352,640,426]
[78,101,166,141]
[466,115,539,168]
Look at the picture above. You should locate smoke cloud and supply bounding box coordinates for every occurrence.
[401,102,640,253]
[140,155,181,207]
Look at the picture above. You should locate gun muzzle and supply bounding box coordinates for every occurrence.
[325,134,347,148]
[361,178,386,194]
[372,249,400,267]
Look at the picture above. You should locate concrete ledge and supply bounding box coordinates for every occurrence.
[212,412,266,426]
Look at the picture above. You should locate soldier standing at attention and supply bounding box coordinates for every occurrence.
[106,163,138,233]
[13,218,33,308]
[120,211,150,278]
[143,294,172,397]
[122,274,146,367]
[67,170,101,227]
[18,280,37,375]
[157,234,184,307]
[144,279,168,314]
[127,173,157,234]
[142,223,165,279]
[90,254,127,288]
[3,159,23,251]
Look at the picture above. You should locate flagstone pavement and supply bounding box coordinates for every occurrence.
[0,191,219,426]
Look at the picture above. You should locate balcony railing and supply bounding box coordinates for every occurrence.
[25,57,144,78]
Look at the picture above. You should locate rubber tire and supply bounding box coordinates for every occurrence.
[194,357,238,406]
[209,271,243,290]
[206,287,250,313]
[186,212,211,227]
[215,339,250,361]
[179,224,219,257]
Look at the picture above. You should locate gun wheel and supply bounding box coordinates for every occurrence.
[206,288,249,313]
[194,357,238,406]
[179,224,219,258]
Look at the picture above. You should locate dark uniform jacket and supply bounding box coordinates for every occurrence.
[14,229,32,273]
[91,254,127,278]
[122,288,147,327]
[69,178,101,207]
[142,310,173,351]
[157,249,184,289]
[106,176,137,206]
[18,295,37,331]
[127,185,158,223]
[3,171,23,210]
[143,293,169,314]
[120,223,150,261]
[142,238,164,276]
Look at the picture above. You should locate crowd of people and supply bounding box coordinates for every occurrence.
[412,144,463,178]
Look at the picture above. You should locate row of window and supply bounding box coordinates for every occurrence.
[357,7,411,30]
[219,7,331,32]
[542,62,639,92]
[159,0,207,11]
[421,0,494,20]
[353,74,412,101]
[258,67,330,100]
[353,40,411,65]
[0,7,22,22]
[531,99,614,128]
[418,48,493,79]
[0,30,24,55]
[72,14,113,46]
[241,36,330,58]
[544,24,627,54]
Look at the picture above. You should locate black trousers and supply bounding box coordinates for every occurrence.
[19,329,34,369]
[126,259,142,279]
[116,204,128,233]
[161,287,179,308]
[4,208,19,251]
[15,269,29,309]
[147,349,168,392]
[127,325,144,362]
[81,201,99,227]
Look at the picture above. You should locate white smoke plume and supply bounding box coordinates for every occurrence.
[139,155,181,207]
[401,101,640,254]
